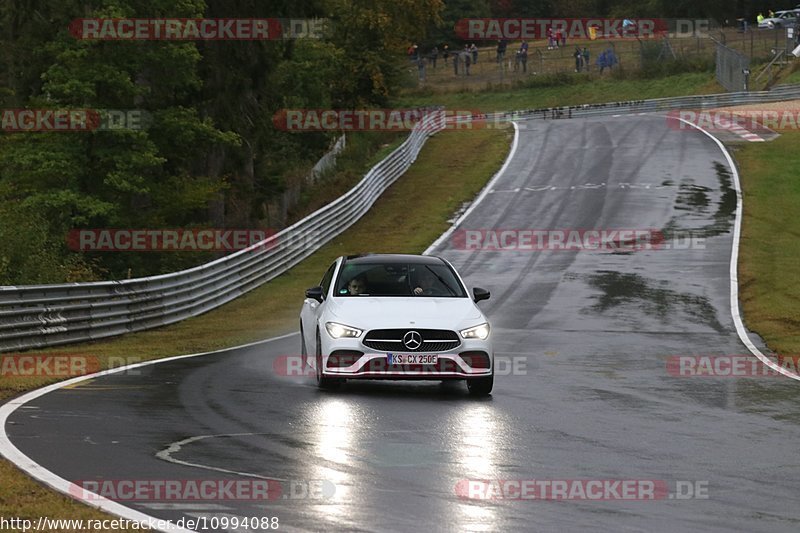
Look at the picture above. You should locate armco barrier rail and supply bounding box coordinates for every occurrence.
[3,84,800,353]
[477,83,800,124]
[0,111,445,352]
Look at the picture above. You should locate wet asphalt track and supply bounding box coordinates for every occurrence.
[7,115,800,532]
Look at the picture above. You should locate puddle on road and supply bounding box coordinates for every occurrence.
[583,271,726,333]
[660,161,736,240]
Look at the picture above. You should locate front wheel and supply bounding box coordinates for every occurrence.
[300,323,307,357]
[315,329,339,390]
[467,374,493,396]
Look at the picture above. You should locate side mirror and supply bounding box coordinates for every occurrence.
[305,286,324,303]
[472,287,490,303]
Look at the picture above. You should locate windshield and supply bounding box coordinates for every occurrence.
[334,261,467,297]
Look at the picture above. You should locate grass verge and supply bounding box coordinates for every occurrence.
[0,126,512,528]
[783,63,800,85]
[395,72,722,111]
[735,130,800,357]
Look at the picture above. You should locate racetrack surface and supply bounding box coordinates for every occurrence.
[7,115,800,532]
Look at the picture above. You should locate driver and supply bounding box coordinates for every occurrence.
[413,269,447,296]
[347,275,368,295]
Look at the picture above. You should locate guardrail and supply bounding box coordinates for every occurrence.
[0,111,446,352]
[4,83,800,353]
[477,83,800,123]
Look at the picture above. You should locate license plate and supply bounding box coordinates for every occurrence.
[387,354,438,365]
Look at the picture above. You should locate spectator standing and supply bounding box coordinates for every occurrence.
[597,50,608,73]
[605,47,618,70]
[453,47,460,75]
[417,56,426,80]
[519,42,528,72]
[560,30,567,48]
[582,47,590,71]
[461,46,472,75]
[443,44,450,65]
[496,40,507,62]
[546,27,554,49]
[430,46,438,68]
[470,43,478,64]
[574,47,583,72]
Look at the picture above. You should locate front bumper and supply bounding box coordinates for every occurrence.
[321,337,493,380]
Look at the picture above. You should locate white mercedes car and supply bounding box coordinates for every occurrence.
[299,254,494,395]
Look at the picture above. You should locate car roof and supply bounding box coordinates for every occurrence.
[342,253,445,265]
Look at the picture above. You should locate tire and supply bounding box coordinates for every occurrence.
[315,329,339,390]
[301,322,311,374]
[300,323,307,357]
[467,374,493,396]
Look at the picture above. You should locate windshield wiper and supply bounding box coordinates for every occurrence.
[424,266,457,296]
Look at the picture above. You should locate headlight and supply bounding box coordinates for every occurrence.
[460,323,490,340]
[325,322,363,339]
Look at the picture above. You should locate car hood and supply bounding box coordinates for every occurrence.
[326,297,485,330]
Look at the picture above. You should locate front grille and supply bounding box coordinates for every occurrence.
[363,328,460,353]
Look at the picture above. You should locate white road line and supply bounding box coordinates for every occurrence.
[156,433,286,482]
[423,121,520,255]
[0,331,299,533]
[677,117,800,382]
[140,503,234,511]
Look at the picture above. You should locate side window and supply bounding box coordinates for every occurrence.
[320,262,337,298]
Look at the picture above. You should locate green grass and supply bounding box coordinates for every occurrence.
[395,72,722,112]
[0,126,512,528]
[735,130,800,356]
[783,63,800,84]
